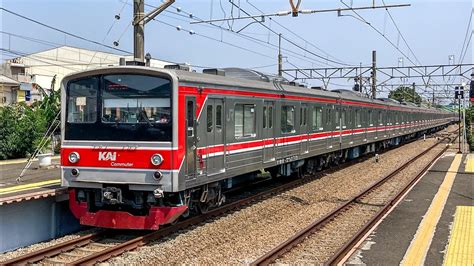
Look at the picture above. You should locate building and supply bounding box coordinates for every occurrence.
[0,75,20,106]
[1,45,173,105]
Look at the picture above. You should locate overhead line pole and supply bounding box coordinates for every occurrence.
[372,50,377,99]
[133,0,145,62]
[132,0,175,63]
[278,33,283,77]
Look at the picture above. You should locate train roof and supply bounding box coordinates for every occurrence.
[61,66,452,114]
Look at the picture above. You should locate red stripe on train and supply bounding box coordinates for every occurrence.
[61,147,178,170]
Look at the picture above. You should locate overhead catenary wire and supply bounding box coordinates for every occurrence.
[338,1,417,66]
[139,1,335,68]
[459,30,473,64]
[0,7,131,55]
[458,8,473,64]
[339,0,450,101]
[151,0,352,67]
[245,0,357,66]
[381,0,422,65]
[227,0,354,67]
[86,0,130,69]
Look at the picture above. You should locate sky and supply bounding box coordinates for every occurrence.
[1,0,472,96]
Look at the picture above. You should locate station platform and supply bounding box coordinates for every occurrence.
[0,156,65,205]
[348,150,473,265]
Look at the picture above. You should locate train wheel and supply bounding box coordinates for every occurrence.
[197,201,210,214]
[268,167,278,179]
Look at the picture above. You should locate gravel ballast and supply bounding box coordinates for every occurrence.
[108,134,447,264]
[276,142,447,264]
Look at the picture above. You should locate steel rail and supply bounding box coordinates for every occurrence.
[251,134,454,266]
[0,231,107,265]
[324,136,456,265]
[1,128,454,265]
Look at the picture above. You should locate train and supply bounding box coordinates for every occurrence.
[60,65,456,230]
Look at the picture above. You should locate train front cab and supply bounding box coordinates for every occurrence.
[61,68,187,230]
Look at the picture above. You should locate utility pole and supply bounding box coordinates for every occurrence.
[278,34,283,77]
[132,0,175,63]
[133,0,145,62]
[412,82,416,103]
[455,86,463,153]
[371,50,377,99]
[359,62,363,97]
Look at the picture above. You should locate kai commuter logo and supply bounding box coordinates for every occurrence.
[98,151,117,161]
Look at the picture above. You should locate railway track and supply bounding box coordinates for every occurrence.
[251,133,456,265]
[1,130,455,265]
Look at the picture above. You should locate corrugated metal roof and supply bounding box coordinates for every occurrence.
[0,75,20,86]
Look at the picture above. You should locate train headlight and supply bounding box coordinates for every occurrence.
[151,154,163,166]
[68,152,80,164]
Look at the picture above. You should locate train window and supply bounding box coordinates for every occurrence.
[263,106,267,128]
[101,75,171,124]
[368,110,373,126]
[300,106,307,126]
[341,110,346,127]
[300,107,303,126]
[355,110,361,127]
[207,105,213,132]
[269,106,273,128]
[379,111,383,125]
[312,107,323,131]
[216,105,222,129]
[235,104,256,138]
[326,109,331,125]
[335,109,340,128]
[281,105,295,133]
[303,107,307,125]
[67,77,98,123]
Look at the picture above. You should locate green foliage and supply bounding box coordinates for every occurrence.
[0,104,48,160]
[0,76,60,160]
[388,86,422,104]
[466,106,474,151]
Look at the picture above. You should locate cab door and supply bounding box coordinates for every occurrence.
[185,97,197,179]
[262,101,275,163]
[205,98,225,175]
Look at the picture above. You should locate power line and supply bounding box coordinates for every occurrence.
[0,7,131,55]
[381,0,422,65]
[141,1,335,67]
[227,0,354,67]
[245,0,355,65]
[0,31,123,64]
[458,9,473,64]
[460,30,473,64]
[130,1,338,72]
[338,0,417,66]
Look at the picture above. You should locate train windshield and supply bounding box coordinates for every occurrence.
[66,74,172,141]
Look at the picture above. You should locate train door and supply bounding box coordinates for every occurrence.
[206,98,225,175]
[334,105,342,148]
[263,101,275,162]
[300,104,309,154]
[185,97,197,179]
[325,106,333,149]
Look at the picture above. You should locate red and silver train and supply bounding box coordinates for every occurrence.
[61,66,456,230]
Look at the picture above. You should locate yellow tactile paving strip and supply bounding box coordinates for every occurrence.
[401,154,463,266]
[444,206,474,266]
[0,179,61,196]
[465,154,474,173]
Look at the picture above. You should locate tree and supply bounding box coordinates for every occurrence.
[388,86,422,104]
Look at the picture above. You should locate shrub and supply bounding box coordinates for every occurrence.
[0,104,48,160]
